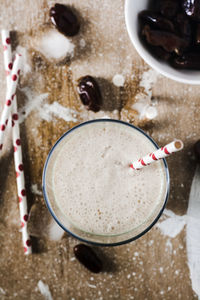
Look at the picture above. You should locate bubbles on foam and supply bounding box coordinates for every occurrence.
[52,122,166,235]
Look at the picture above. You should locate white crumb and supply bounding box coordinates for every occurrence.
[160,290,164,295]
[87,283,96,289]
[70,257,75,261]
[37,280,53,300]
[47,219,65,241]
[31,184,43,196]
[79,38,86,48]
[36,29,75,60]
[175,270,180,275]
[159,267,163,274]
[112,74,125,87]
[145,106,158,119]
[166,239,173,254]
[0,287,6,295]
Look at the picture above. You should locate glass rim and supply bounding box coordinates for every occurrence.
[42,119,170,247]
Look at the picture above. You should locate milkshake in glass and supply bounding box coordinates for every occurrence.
[43,120,169,245]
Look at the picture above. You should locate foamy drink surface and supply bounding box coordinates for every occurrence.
[52,122,167,235]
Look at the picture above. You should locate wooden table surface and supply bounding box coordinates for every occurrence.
[0,1,199,299]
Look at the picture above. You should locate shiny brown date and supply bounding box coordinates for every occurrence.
[183,0,200,21]
[158,0,180,18]
[139,1,200,70]
[77,76,102,112]
[176,13,192,40]
[194,140,200,162]
[143,25,188,55]
[74,244,103,273]
[139,10,175,32]
[172,52,200,69]
[196,24,200,44]
[151,46,171,61]
[50,3,80,37]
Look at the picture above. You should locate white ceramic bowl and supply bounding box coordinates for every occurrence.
[125,0,200,85]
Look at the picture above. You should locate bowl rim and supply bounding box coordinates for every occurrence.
[124,0,200,85]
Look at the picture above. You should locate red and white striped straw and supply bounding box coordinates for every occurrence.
[0,53,21,151]
[130,140,184,170]
[1,29,32,254]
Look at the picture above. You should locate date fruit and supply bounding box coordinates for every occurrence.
[172,52,200,69]
[139,1,200,70]
[139,10,175,32]
[158,0,180,18]
[50,3,80,37]
[183,0,200,21]
[74,244,103,273]
[151,46,171,61]
[143,25,188,55]
[176,13,192,41]
[77,76,102,112]
[194,140,200,162]
[196,24,200,44]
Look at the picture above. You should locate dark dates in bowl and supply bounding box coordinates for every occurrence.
[125,0,200,84]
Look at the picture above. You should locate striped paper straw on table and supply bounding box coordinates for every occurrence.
[130,140,184,170]
[0,53,21,151]
[1,29,32,254]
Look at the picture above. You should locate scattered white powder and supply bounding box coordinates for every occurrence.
[15,46,31,75]
[37,280,53,300]
[140,69,159,97]
[39,102,77,123]
[0,287,6,295]
[47,219,65,241]
[186,166,200,299]
[160,290,164,295]
[132,94,158,120]
[36,29,75,60]
[159,267,163,274]
[175,270,180,276]
[112,74,125,87]
[31,184,43,196]
[87,283,96,289]
[19,88,78,124]
[18,88,48,123]
[148,240,154,246]
[132,69,159,120]
[156,209,186,238]
[70,257,75,261]
[79,38,86,48]
[165,239,173,254]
